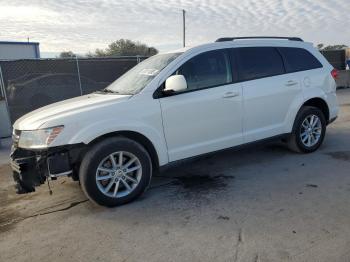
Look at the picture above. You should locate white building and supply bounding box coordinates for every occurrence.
[0,41,40,137]
[0,41,40,60]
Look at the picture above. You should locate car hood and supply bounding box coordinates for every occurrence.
[14,93,131,130]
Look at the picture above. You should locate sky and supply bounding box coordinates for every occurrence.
[0,0,349,57]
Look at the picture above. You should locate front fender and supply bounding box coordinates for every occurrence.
[66,119,169,166]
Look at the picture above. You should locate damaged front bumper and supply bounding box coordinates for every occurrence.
[10,144,86,194]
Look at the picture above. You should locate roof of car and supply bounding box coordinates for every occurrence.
[210,39,313,47]
[164,38,314,55]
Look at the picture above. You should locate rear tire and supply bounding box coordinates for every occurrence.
[288,106,326,153]
[79,137,152,207]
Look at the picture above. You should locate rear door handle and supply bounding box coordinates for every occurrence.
[223,91,240,98]
[285,80,298,87]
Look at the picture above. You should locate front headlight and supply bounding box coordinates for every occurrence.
[18,126,64,149]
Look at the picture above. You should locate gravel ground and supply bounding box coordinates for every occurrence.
[1,89,350,262]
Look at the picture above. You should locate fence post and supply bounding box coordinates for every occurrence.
[136,55,140,64]
[75,56,83,95]
[0,66,5,99]
[0,64,13,137]
[0,65,10,109]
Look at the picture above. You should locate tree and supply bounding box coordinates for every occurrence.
[317,44,324,50]
[58,51,77,58]
[317,44,348,50]
[87,39,158,57]
[322,45,348,51]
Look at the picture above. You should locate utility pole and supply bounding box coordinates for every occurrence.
[182,9,186,47]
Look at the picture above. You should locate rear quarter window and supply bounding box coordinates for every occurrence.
[278,47,323,73]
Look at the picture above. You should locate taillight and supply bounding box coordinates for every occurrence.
[331,69,338,79]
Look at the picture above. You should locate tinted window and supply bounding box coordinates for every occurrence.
[236,47,285,81]
[176,50,232,91]
[279,47,323,73]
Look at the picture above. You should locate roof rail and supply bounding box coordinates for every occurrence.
[215,36,304,42]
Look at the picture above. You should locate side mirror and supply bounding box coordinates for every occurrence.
[164,75,187,93]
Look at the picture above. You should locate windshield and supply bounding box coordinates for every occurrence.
[104,52,181,95]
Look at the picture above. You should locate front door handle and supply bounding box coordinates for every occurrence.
[285,80,298,87]
[223,91,240,98]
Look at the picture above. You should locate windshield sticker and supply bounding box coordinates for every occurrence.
[139,69,159,76]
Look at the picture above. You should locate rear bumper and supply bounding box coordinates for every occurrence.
[10,144,86,194]
[326,92,339,121]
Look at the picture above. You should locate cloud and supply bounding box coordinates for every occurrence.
[0,0,349,53]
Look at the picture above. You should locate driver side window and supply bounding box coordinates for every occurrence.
[175,50,232,91]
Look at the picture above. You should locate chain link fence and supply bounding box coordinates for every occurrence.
[0,52,348,126]
[0,56,147,123]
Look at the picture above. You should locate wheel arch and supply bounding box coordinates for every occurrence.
[301,97,330,122]
[88,131,160,171]
[285,95,330,134]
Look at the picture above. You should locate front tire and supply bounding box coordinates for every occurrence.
[79,137,152,207]
[288,106,326,153]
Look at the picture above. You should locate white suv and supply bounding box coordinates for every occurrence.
[11,37,339,206]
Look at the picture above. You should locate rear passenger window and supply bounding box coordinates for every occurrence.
[236,47,285,81]
[279,47,323,73]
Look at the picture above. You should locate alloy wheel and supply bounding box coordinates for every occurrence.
[299,114,322,147]
[95,151,142,198]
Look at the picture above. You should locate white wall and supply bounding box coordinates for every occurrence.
[0,43,40,60]
[0,42,40,136]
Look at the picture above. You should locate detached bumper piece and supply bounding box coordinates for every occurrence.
[11,154,46,194]
[11,145,84,194]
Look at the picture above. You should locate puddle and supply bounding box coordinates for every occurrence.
[0,210,21,234]
[306,184,318,188]
[0,195,88,235]
[217,215,230,220]
[0,164,11,173]
[173,174,234,191]
[263,143,288,153]
[325,151,350,162]
[0,163,89,234]
[0,187,22,234]
[166,174,235,200]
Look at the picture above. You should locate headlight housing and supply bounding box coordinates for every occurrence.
[17,126,64,149]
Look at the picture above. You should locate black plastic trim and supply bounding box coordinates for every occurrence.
[159,133,291,171]
[327,116,337,125]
